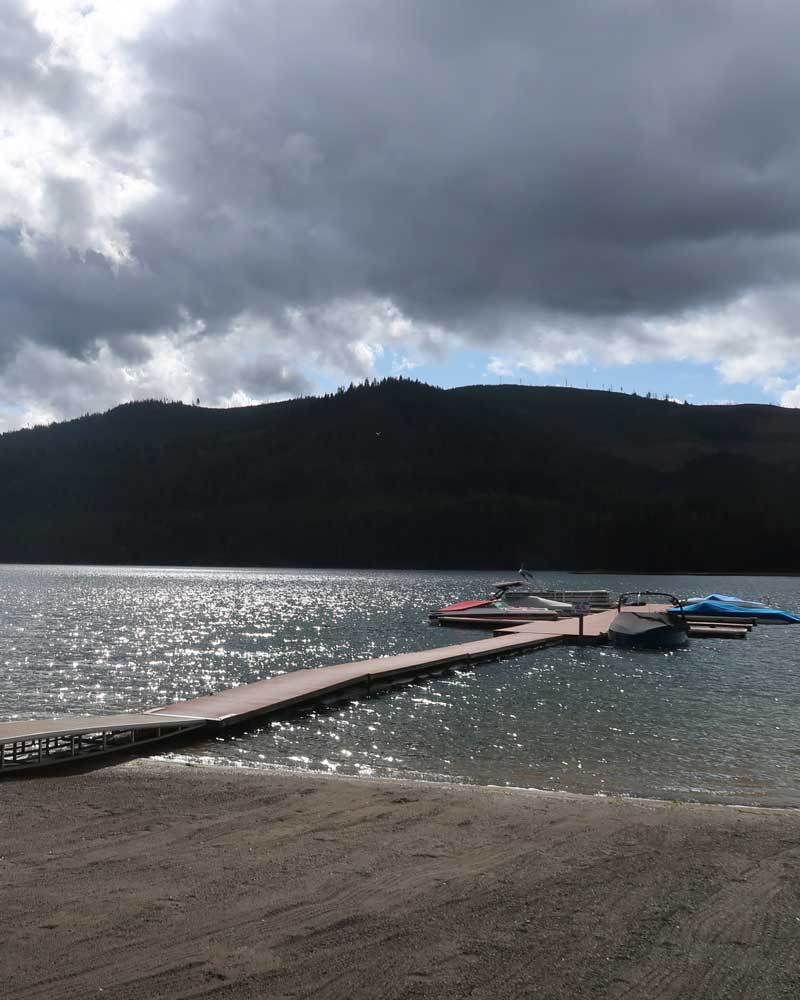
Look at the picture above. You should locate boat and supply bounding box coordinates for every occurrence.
[517,569,613,608]
[671,598,800,623]
[608,592,689,650]
[428,594,563,625]
[429,572,611,626]
[430,577,576,624]
[685,593,768,609]
[492,580,574,611]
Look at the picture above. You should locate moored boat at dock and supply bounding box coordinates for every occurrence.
[608,592,690,650]
[670,597,800,623]
[430,571,613,624]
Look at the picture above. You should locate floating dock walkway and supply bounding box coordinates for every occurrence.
[0,606,755,775]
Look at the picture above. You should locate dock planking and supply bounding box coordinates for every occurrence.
[0,601,761,774]
[150,632,563,725]
[0,630,563,773]
[434,614,559,629]
[687,625,748,639]
[495,609,618,639]
[0,713,205,773]
[0,712,205,741]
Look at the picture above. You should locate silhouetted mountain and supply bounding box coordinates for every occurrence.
[1,379,797,571]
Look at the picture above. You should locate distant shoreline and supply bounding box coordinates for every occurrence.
[3,384,799,574]
[1,561,799,578]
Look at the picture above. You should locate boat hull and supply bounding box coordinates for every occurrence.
[608,625,688,650]
[607,609,689,650]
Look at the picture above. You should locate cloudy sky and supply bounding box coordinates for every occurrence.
[3,0,800,430]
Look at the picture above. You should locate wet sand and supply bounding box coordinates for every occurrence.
[3,760,800,999]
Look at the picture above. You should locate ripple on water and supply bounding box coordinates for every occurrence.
[1,565,800,805]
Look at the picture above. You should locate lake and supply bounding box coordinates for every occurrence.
[1,564,799,805]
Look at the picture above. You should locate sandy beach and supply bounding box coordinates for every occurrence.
[2,761,800,1000]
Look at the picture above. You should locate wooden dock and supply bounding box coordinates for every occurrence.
[0,604,755,775]
[0,713,206,774]
[0,628,571,774]
[493,604,752,642]
[149,632,565,726]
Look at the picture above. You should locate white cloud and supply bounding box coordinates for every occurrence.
[0,1,159,264]
[0,323,312,432]
[474,289,800,397]
[486,357,513,378]
[283,296,451,378]
[391,355,421,374]
[6,1,800,426]
[779,385,800,407]
[0,293,457,429]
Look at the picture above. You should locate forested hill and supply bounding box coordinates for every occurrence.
[1,379,798,571]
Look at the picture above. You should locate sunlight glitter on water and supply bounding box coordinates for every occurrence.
[1,565,800,804]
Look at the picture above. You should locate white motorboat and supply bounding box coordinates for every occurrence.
[491,581,574,610]
[429,572,611,624]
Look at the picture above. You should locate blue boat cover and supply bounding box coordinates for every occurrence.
[670,599,800,622]
[704,593,766,606]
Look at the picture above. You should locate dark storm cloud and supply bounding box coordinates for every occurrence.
[0,230,182,357]
[7,0,800,364]
[114,0,800,336]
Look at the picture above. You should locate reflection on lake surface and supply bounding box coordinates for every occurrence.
[1,564,799,805]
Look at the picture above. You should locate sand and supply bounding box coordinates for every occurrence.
[2,761,800,1000]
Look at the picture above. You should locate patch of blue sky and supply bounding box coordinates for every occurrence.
[370,350,778,407]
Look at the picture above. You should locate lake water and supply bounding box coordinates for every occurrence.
[1,564,799,806]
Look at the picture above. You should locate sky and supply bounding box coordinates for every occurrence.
[3,0,800,431]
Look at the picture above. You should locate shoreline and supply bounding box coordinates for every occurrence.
[4,759,800,999]
[3,560,800,577]
[154,753,800,814]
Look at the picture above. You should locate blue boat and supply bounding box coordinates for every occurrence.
[669,599,800,623]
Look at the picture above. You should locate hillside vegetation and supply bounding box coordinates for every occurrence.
[0,379,797,571]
